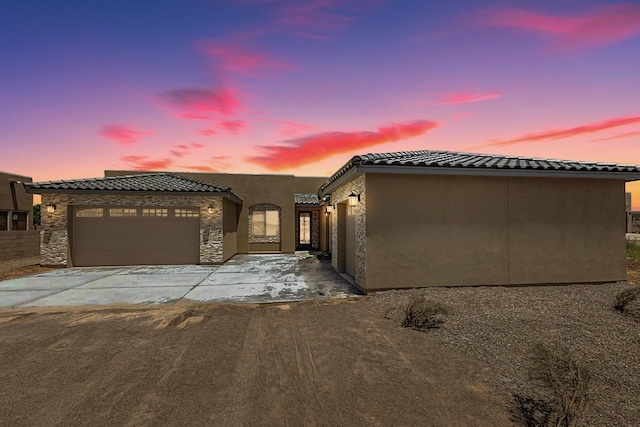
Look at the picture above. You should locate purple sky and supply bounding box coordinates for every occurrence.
[2,1,640,203]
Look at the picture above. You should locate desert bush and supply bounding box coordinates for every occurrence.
[512,393,553,427]
[613,286,640,313]
[527,343,590,427]
[401,294,449,331]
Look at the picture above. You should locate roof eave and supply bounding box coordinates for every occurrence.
[320,164,640,194]
[355,164,640,181]
[23,187,239,197]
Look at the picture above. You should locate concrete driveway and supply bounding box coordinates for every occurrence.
[0,252,361,308]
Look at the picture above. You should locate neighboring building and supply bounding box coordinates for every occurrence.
[25,150,640,292]
[0,171,39,260]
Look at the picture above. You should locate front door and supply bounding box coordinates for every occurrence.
[298,212,311,249]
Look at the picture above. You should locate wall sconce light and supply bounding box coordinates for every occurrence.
[207,204,215,214]
[46,202,56,213]
[325,205,333,216]
[348,192,360,206]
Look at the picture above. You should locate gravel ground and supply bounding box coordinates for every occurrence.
[368,281,640,426]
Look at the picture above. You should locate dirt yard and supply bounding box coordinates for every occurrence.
[1,257,639,426]
[0,300,512,426]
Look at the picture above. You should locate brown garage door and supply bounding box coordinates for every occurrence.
[72,206,200,266]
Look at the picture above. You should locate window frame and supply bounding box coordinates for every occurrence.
[11,210,28,231]
[75,208,104,218]
[251,209,280,237]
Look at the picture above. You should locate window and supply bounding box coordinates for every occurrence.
[142,208,168,217]
[109,208,137,217]
[12,211,27,230]
[0,211,7,231]
[76,208,103,217]
[175,208,199,218]
[252,210,279,237]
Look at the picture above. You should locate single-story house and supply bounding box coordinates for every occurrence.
[0,171,39,260]
[25,150,640,293]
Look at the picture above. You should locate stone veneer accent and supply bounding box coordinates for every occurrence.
[40,193,224,266]
[311,210,319,249]
[330,174,366,287]
[248,203,281,244]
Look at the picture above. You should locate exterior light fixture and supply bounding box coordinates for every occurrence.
[46,202,56,213]
[207,204,215,214]
[325,205,333,217]
[348,192,360,206]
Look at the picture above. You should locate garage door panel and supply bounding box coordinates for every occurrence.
[73,206,200,266]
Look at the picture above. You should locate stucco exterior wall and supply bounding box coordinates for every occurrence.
[40,193,226,266]
[222,198,238,262]
[363,173,626,291]
[508,177,625,284]
[330,174,366,287]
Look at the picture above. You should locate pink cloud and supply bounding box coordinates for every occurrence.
[479,3,640,50]
[99,125,153,147]
[234,0,379,40]
[436,91,501,106]
[452,112,473,120]
[266,119,316,136]
[247,120,440,170]
[467,115,640,150]
[198,41,295,77]
[121,156,173,171]
[183,165,218,172]
[159,87,241,120]
[220,120,247,134]
[191,142,205,149]
[195,128,218,137]
[182,156,232,172]
[592,130,640,142]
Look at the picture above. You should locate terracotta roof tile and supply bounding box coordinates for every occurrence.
[295,193,320,205]
[321,150,640,191]
[24,173,233,194]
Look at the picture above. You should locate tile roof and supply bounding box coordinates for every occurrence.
[24,173,234,194]
[322,150,640,191]
[295,193,320,205]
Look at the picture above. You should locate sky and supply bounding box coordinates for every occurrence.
[2,1,640,205]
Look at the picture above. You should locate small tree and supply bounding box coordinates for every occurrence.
[33,204,41,227]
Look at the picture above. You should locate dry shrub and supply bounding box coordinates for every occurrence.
[528,343,590,427]
[401,294,449,331]
[512,393,553,427]
[613,286,640,313]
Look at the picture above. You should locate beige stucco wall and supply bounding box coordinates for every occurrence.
[508,177,625,284]
[40,193,227,266]
[105,171,327,253]
[366,174,508,290]
[356,173,626,291]
[222,198,238,262]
